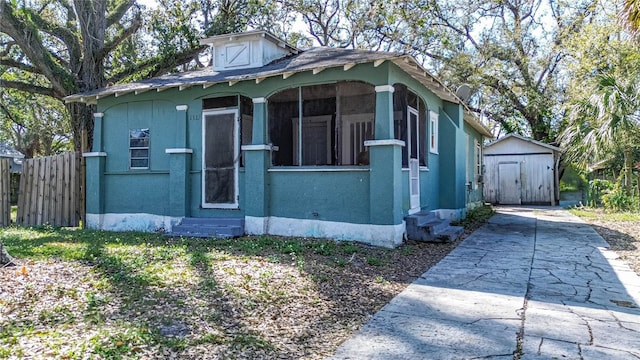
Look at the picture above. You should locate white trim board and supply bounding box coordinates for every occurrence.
[86,213,181,232]
[245,216,405,248]
[83,152,107,157]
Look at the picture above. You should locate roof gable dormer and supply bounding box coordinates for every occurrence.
[199,30,299,71]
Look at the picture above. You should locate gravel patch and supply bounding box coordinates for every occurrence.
[581,217,640,275]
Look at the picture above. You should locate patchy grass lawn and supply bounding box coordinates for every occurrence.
[570,208,640,222]
[570,207,640,275]
[0,225,464,359]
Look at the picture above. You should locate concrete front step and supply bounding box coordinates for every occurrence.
[434,225,464,242]
[180,217,244,227]
[405,211,463,243]
[167,217,245,239]
[405,212,437,227]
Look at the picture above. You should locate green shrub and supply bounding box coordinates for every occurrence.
[453,205,495,228]
[587,179,614,206]
[601,184,637,211]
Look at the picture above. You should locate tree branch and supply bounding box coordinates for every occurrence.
[0,1,74,96]
[480,73,528,116]
[0,99,26,128]
[97,15,143,61]
[107,46,206,83]
[24,9,82,62]
[0,80,57,98]
[0,58,42,75]
[106,0,137,28]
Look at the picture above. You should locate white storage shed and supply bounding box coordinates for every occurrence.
[483,134,560,205]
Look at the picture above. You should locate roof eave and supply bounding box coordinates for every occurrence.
[391,57,459,104]
[64,54,403,104]
[391,56,492,138]
[463,111,493,138]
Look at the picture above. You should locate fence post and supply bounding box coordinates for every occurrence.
[0,159,9,226]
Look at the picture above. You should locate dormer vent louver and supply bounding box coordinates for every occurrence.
[199,30,299,72]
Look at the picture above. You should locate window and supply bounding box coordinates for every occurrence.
[429,111,438,154]
[129,128,149,169]
[268,81,375,166]
[475,139,482,182]
[466,135,470,184]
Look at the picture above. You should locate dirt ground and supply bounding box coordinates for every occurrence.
[579,215,640,276]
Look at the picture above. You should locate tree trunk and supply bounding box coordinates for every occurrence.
[623,149,633,194]
[0,241,15,266]
[67,103,95,152]
[637,173,640,204]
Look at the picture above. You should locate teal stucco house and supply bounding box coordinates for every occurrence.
[65,30,491,248]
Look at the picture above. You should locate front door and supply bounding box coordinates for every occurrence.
[498,162,521,205]
[408,107,420,213]
[202,109,239,208]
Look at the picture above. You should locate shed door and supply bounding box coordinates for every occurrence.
[498,162,521,205]
[202,109,239,208]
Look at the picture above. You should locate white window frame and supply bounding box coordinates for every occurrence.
[129,128,150,170]
[429,111,438,154]
[466,134,470,184]
[475,139,482,185]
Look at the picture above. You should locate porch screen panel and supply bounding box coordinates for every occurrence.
[302,84,336,165]
[338,81,375,165]
[409,110,419,160]
[268,88,299,165]
[240,96,253,167]
[393,84,408,167]
[418,98,427,166]
[268,81,375,166]
[204,113,235,204]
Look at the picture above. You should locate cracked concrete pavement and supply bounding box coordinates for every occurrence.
[329,206,640,359]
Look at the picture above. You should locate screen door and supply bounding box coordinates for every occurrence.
[202,109,239,208]
[408,107,420,213]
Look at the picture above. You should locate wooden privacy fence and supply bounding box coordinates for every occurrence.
[0,158,9,227]
[17,152,82,227]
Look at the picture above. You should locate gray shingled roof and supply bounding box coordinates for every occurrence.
[64,47,492,137]
[65,48,452,102]
[0,142,24,158]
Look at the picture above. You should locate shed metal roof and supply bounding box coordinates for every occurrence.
[484,133,561,152]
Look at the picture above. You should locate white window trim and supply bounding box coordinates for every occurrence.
[429,111,438,154]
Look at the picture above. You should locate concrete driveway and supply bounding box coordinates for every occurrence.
[330,207,640,359]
